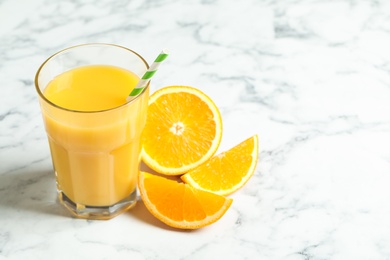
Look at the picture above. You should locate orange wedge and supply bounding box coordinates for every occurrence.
[138,172,232,229]
[181,135,259,196]
[141,86,223,175]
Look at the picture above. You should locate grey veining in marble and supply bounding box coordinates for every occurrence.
[1,0,390,259]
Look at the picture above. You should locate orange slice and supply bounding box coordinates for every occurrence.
[141,86,223,175]
[138,171,232,229]
[181,135,259,196]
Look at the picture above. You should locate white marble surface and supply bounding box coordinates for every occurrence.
[1,0,390,259]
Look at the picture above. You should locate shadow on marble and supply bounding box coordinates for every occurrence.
[0,164,201,229]
[0,168,70,217]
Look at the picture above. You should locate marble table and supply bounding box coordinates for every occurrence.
[1,0,390,259]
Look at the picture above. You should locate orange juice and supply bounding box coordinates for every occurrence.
[44,65,139,111]
[41,65,148,207]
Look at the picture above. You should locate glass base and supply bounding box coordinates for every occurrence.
[58,190,137,220]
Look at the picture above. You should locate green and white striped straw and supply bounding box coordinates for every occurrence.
[127,49,169,101]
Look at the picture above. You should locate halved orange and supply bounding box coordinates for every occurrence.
[181,135,259,196]
[141,86,223,175]
[138,171,232,229]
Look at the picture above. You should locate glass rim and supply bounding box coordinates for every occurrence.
[34,43,150,114]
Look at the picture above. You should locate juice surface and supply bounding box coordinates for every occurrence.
[44,65,139,111]
[42,65,148,207]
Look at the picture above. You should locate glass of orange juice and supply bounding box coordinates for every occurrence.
[35,44,149,220]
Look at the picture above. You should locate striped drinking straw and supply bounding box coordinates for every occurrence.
[127,49,169,101]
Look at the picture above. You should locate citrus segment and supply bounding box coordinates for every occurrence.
[141,86,222,175]
[138,172,232,229]
[181,135,259,196]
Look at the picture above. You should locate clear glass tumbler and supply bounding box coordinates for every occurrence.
[35,44,149,220]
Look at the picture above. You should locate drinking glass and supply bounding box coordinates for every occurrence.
[35,44,149,220]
